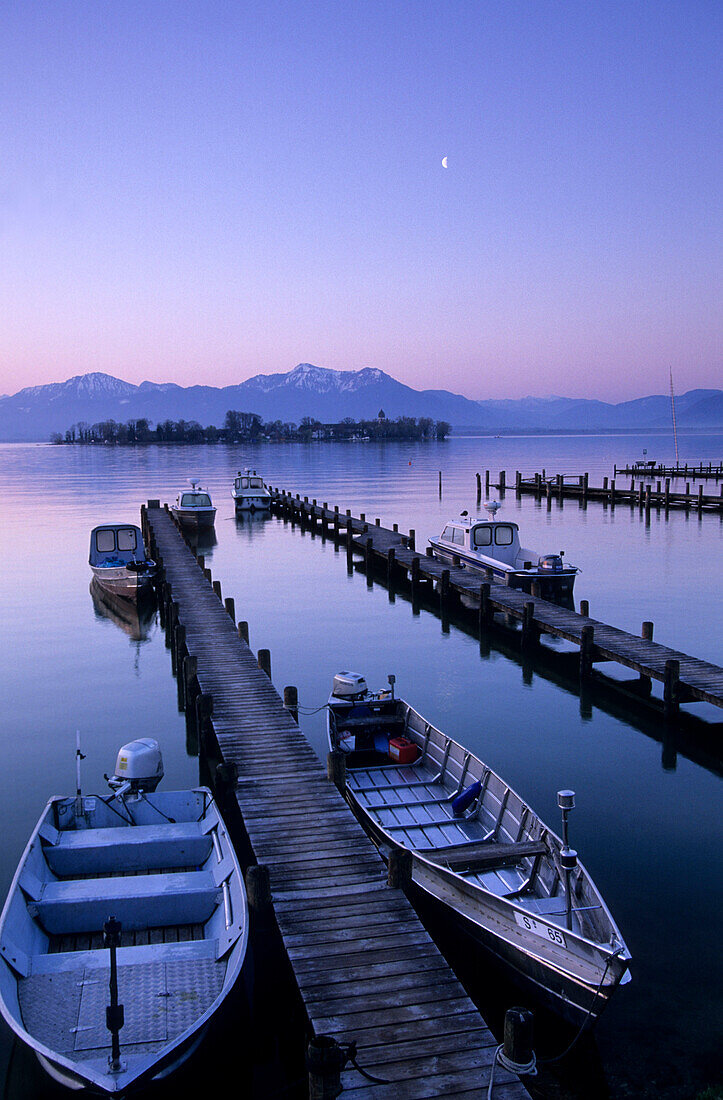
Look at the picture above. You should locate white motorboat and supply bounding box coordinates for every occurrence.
[0,737,248,1094]
[428,502,578,597]
[89,524,156,602]
[171,482,216,530]
[232,470,270,512]
[327,672,631,1024]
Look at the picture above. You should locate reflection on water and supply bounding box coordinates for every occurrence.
[0,436,721,1100]
[90,578,156,642]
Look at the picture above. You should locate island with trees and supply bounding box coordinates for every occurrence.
[52,409,451,445]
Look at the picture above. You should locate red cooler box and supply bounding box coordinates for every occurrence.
[388,736,418,764]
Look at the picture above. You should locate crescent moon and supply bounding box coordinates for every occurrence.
[442,156,448,168]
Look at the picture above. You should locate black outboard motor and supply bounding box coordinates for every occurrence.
[538,554,563,573]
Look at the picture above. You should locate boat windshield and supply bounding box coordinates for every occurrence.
[441,525,465,545]
[181,493,212,507]
[96,528,137,553]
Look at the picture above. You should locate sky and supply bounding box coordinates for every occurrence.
[1,0,720,401]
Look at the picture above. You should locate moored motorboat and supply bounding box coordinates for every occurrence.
[232,470,271,512]
[0,738,248,1094]
[89,524,156,602]
[429,502,578,597]
[327,672,631,1024]
[171,481,216,530]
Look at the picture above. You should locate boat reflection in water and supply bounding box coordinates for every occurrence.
[90,578,156,643]
[234,509,271,538]
[184,526,218,556]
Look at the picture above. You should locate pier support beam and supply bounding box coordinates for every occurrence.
[579,625,595,681]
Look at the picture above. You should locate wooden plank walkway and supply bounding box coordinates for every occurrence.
[269,490,723,715]
[509,471,722,512]
[142,502,529,1099]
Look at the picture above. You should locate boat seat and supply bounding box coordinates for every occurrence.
[339,715,406,730]
[29,936,220,975]
[29,871,219,935]
[418,839,548,872]
[43,822,213,877]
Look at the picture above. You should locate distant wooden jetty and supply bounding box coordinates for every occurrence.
[496,470,723,512]
[614,461,723,480]
[269,490,723,722]
[141,501,530,1099]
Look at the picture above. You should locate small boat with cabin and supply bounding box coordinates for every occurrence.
[327,672,631,1024]
[0,737,248,1094]
[88,524,156,602]
[232,469,271,512]
[171,481,216,530]
[428,502,578,597]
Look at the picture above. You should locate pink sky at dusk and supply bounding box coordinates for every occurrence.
[1,1,720,402]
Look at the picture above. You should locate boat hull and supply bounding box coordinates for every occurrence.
[429,541,577,596]
[232,495,270,512]
[90,566,154,602]
[171,507,216,530]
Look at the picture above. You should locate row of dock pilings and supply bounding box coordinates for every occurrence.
[265,491,690,724]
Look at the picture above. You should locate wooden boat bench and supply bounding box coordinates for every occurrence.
[338,715,406,730]
[27,871,219,934]
[418,839,548,872]
[40,821,213,877]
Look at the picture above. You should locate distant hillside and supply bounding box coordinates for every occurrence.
[0,364,721,441]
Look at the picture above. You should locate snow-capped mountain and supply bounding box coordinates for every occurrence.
[0,365,720,441]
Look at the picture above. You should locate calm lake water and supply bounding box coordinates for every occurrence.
[0,433,721,1099]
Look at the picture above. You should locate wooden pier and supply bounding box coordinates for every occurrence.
[614,461,723,480]
[269,490,723,721]
[506,471,723,512]
[141,502,529,1099]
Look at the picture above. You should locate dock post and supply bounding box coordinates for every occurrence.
[283,685,299,723]
[408,529,416,550]
[196,554,204,571]
[387,546,395,584]
[476,472,482,499]
[195,693,214,758]
[307,1036,345,1100]
[530,580,542,598]
[212,579,222,602]
[440,569,450,608]
[521,601,537,649]
[172,622,186,678]
[485,469,490,493]
[499,470,506,491]
[411,555,420,596]
[224,596,235,622]
[665,479,670,509]
[639,622,654,692]
[516,470,522,492]
[439,470,442,496]
[365,537,373,584]
[478,583,492,632]
[579,625,594,681]
[182,654,198,711]
[327,750,346,793]
[238,620,249,645]
[610,479,616,505]
[387,847,413,891]
[579,599,589,618]
[246,863,272,916]
[258,649,271,679]
[698,484,704,510]
[582,472,589,502]
[664,659,680,722]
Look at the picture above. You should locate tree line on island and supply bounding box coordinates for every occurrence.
[52,409,451,445]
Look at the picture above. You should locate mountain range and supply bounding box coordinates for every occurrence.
[1,364,721,441]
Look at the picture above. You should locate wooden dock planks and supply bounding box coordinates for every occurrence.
[270,491,723,713]
[143,504,529,1099]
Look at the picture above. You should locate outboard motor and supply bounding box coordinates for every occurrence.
[106,738,164,799]
[331,672,368,700]
[538,554,563,573]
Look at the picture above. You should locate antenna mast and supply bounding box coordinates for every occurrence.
[669,368,679,464]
